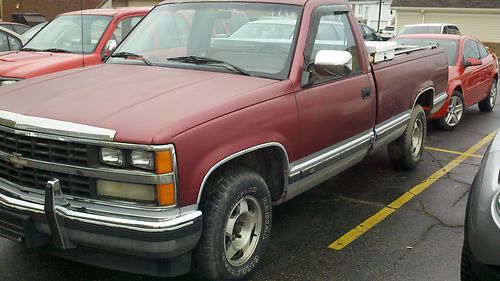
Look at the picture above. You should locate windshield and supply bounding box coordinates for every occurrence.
[23,15,112,54]
[398,25,441,35]
[393,38,459,66]
[108,3,302,80]
[22,23,46,40]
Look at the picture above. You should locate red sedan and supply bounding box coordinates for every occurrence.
[392,34,498,130]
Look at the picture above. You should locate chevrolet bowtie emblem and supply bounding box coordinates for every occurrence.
[8,153,28,169]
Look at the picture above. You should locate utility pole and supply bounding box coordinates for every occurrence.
[377,0,382,32]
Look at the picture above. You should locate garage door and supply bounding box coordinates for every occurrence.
[425,12,500,43]
[395,11,422,33]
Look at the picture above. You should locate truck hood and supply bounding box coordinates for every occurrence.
[0,51,85,78]
[0,64,283,144]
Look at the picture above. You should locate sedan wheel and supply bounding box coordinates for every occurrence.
[444,96,464,127]
[437,91,465,130]
[478,79,497,112]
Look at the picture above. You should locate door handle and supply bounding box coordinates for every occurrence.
[362,87,371,99]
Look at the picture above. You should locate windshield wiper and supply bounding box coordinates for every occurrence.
[42,48,72,53]
[111,52,153,66]
[167,56,253,77]
[21,47,42,52]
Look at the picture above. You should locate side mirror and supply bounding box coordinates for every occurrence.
[464,57,482,68]
[314,50,353,75]
[101,39,117,60]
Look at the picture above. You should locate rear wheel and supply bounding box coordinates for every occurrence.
[478,79,497,112]
[437,91,465,130]
[388,104,426,170]
[192,166,272,280]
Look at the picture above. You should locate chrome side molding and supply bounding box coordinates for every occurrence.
[431,91,449,114]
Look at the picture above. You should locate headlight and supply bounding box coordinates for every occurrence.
[1,80,17,86]
[130,150,154,170]
[97,180,155,202]
[100,147,124,167]
[97,146,176,206]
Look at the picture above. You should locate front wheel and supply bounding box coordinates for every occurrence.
[388,104,426,170]
[192,167,272,280]
[478,79,497,112]
[437,91,465,130]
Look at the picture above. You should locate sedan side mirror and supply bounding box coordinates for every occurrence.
[464,57,482,68]
[315,50,353,75]
[101,39,117,61]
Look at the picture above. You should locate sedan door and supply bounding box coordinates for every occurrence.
[461,39,484,106]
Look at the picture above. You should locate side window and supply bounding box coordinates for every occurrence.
[452,26,461,35]
[0,32,9,51]
[7,35,21,50]
[309,10,361,83]
[476,41,489,59]
[463,39,480,62]
[113,16,143,44]
[363,25,375,40]
[0,24,13,32]
[443,26,450,34]
[12,24,29,34]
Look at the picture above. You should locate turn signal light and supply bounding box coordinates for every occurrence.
[157,183,175,206]
[155,150,173,173]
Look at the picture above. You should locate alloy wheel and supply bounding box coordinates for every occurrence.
[411,118,423,159]
[224,195,263,267]
[444,96,464,127]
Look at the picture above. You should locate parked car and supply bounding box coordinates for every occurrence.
[360,23,382,41]
[398,23,461,36]
[0,7,150,85]
[392,34,498,130]
[0,0,448,279]
[22,22,47,41]
[0,26,27,53]
[380,25,395,40]
[0,21,30,34]
[462,131,500,280]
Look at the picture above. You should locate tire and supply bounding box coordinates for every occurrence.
[192,166,272,280]
[461,239,480,281]
[437,91,465,130]
[388,104,426,170]
[478,79,497,112]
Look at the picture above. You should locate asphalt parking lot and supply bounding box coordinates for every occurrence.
[0,90,498,281]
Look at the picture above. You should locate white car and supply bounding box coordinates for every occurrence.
[379,25,395,40]
[0,26,27,52]
[398,23,461,36]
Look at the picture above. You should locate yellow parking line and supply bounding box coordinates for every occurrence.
[425,146,483,159]
[328,130,498,251]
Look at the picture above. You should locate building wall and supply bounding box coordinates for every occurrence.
[394,9,500,43]
[2,0,102,21]
[127,0,159,6]
[352,1,394,31]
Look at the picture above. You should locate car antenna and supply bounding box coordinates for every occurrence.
[80,0,85,67]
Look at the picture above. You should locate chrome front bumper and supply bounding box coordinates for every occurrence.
[0,178,202,259]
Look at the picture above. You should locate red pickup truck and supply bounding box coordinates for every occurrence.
[0,0,448,279]
[0,7,149,86]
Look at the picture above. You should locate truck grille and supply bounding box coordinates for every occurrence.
[0,158,93,197]
[0,129,89,166]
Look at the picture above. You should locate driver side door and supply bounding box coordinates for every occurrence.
[294,5,376,180]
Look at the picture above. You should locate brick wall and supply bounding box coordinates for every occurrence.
[2,0,102,22]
